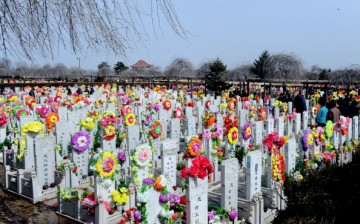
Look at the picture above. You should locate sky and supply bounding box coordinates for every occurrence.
[6,0,360,71]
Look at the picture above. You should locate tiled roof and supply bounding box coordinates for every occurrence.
[131,60,151,68]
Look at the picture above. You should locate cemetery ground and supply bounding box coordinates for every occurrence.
[0,147,359,224]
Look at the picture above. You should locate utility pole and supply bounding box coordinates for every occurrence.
[77,57,81,70]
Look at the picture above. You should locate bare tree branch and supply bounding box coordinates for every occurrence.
[0,0,186,61]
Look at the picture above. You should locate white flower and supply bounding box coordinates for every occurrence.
[136,191,149,203]
[102,179,113,188]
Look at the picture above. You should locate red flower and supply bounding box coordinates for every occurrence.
[197,169,208,179]
[180,196,187,205]
[72,166,78,173]
[188,166,199,177]
[180,167,188,178]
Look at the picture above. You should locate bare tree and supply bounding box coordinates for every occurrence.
[228,64,256,81]
[263,53,304,81]
[0,58,12,77]
[143,66,163,78]
[0,1,185,61]
[196,61,212,79]
[164,57,195,80]
[329,65,360,86]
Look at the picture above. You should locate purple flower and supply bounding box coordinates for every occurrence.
[229,209,238,220]
[71,131,91,153]
[133,210,142,221]
[117,152,126,163]
[208,210,216,220]
[168,193,180,208]
[143,114,152,126]
[142,178,155,185]
[152,103,161,112]
[159,194,168,203]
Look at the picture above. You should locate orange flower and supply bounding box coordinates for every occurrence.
[46,112,60,131]
[187,137,202,158]
[154,176,163,191]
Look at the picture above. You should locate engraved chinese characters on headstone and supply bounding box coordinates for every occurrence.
[285,137,297,173]
[266,117,274,135]
[221,158,239,213]
[332,131,340,149]
[277,116,284,137]
[186,116,196,137]
[35,136,56,186]
[254,121,263,145]
[126,125,140,151]
[102,137,116,151]
[57,107,68,122]
[186,160,208,224]
[170,118,181,152]
[238,109,247,128]
[106,102,116,112]
[353,116,359,141]
[302,111,308,131]
[72,149,89,177]
[161,139,177,191]
[246,150,262,200]
[67,111,81,134]
[55,121,71,164]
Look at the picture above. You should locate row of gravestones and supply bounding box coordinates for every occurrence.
[1,87,359,223]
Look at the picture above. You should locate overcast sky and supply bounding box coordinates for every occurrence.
[6,0,360,71]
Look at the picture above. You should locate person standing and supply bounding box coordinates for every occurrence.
[294,89,307,114]
[315,97,328,127]
[326,99,340,123]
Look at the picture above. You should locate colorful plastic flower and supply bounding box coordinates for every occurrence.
[228,127,238,144]
[50,102,59,113]
[186,136,202,158]
[45,112,60,131]
[149,120,162,139]
[325,120,333,139]
[117,152,126,165]
[103,125,116,141]
[79,117,96,131]
[242,123,252,140]
[71,131,91,153]
[0,111,7,126]
[163,100,172,110]
[132,144,152,167]
[124,113,136,126]
[36,105,50,118]
[302,130,313,151]
[174,107,183,118]
[16,108,30,120]
[95,151,118,178]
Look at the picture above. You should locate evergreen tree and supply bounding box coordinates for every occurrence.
[204,58,231,96]
[113,61,128,75]
[251,50,270,79]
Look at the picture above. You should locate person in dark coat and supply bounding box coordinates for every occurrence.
[293,90,307,113]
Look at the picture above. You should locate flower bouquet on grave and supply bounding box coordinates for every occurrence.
[91,151,119,181]
[208,207,238,224]
[202,111,216,128]
[45,112,60,132]
[334,116,350,136]
[59,187,79,202]
[71,131,91,153]
[80,191,97,216]
[257,106,267,121]
[17,121,45,160]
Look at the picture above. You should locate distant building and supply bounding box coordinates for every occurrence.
[131,60,152,74]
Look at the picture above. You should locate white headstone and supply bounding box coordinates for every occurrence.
[185,160,208,224]
[170,118,181,152]
[254,121,263,145]
[246,150,262,200]
[221,158,239,213]
[161,139,177,191]
[126,125,140,151]
[353,116,359,141]
[285,137,297,173]
[35,136,56,186]
[266,118,274,135]
[277,116,284,137]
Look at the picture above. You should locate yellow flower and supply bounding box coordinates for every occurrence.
[95,151,118,178]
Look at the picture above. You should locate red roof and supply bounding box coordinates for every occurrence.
[131,60,151,68]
